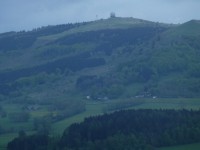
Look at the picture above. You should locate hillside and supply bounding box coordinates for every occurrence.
[0,17,200,104]
[0,17,200,149]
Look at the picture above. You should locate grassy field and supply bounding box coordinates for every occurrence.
[0,103,50,150]
[158,143,200,150]
[0,98,200,150]
[52,98,200,135]
[52,101,106,135]
[38,17,151,42]
[131,98,200,110]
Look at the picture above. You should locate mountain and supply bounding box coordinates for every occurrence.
[0,17,200,104]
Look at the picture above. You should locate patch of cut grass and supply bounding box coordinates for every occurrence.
[52,98,200,135]
[52,103,105,135]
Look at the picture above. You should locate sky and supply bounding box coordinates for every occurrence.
[0,0,200,33]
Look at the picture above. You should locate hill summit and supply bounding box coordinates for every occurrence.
[0,17,200,103]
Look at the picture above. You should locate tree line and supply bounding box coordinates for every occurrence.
[7,109,200,150]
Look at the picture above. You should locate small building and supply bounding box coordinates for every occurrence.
[86,96,91,100]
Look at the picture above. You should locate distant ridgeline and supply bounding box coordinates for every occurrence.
[0,22,88,51]
[7,109,200,150]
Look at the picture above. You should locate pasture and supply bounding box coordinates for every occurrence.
[0,98,200,150]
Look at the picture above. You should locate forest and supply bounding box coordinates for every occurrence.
[0,22,87,51]
[0,17,200,150]
[7,109,200,150]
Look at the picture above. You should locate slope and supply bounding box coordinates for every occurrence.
[117,20,200,98]
[0,17,170,102]
[0,18,200,103]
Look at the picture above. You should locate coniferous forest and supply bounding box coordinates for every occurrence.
[7,109,200,150]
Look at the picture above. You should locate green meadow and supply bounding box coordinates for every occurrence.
[1,98,200,150]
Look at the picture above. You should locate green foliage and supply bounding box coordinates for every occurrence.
[0,54,105,85]
[1,18,200,149]
[1,17,200,100]
[0,133,18,150]
[100,27,200,98]
[103,99,144,112]
[0,32,36,51]
[49,99,86,121]
[8,111,30,123]
[7,134,49,150]
[0,22,87,52]
[33,116,52,135]
[8,109,200,150]
[59,109,200,149]
[14,72,49,88]
[0,105,7,118]
[55,27,161,47]
[152,78,200,98]
[159,143,200,150]
[18,130,26,138]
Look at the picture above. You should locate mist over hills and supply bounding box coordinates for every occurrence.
[0,17,200,102]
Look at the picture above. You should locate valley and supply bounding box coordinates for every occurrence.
[0,17,200,149]
[1,98,200,149]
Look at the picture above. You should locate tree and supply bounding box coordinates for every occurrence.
[18,130,26,138]
[33,117,52,135]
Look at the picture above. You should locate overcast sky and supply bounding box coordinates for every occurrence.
[0,0,200,33]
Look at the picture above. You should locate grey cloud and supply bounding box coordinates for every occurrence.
[0,0,200,33]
